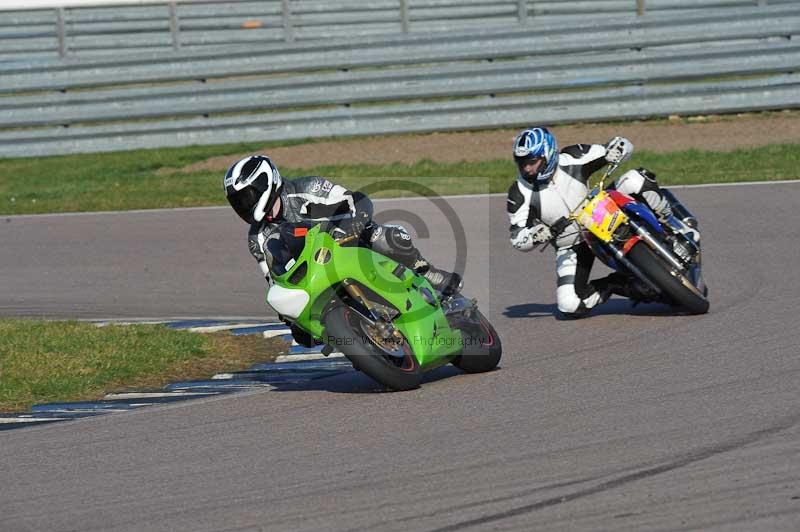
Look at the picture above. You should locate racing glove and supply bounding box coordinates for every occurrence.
[605,136,634,164]
[510,222,552,252]
[330,210,370,241]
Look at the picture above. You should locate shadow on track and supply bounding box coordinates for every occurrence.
[503,298,680,320]
[266,364,475,394]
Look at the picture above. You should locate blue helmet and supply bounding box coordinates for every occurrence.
[513,127,559,183]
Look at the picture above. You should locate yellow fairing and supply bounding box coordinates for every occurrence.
[576,190,628,242]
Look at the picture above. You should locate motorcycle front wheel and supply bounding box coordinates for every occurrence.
[323,305,422,391]
[627,241,710,315]
[450,310,502,374]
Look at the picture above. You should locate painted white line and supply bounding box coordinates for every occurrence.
[668,179,800,189]
[94,320,169,327]
[263,329,291,339]
[6,178,798,220]
[4,205,229,220]
[84,316,269,324]
[93,320,282,330]
[0,417,67,424]
[374,191,502,201]
[274,353,344,363]
[41,408,132,413]
[3,193,489,219]
[187,322,283,333]
[103,391,216,400]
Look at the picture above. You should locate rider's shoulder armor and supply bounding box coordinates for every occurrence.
[558,143,608,184]
[507,179,540,227]
[281,176,355,223]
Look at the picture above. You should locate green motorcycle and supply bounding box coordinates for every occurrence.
[265,222,502,391]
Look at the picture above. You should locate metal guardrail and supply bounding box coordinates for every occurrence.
[3,5,797,82]
[3,41,799,127]
[0,0,793,60]
[0,3,798,157]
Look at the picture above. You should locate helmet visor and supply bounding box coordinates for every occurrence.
[516,156,546,182]
[228,186,261,224]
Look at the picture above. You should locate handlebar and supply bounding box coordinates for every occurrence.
[335,233,360,246]
[278,218,366,247]
[535,162,622,251]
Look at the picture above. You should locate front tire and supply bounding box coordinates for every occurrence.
[324,306,422,391]
[627,241,709,315]
[450,311,502,373]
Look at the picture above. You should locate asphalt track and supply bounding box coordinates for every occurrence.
[1,183,799,531]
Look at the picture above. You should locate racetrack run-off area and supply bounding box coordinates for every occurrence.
[177,112,800,172]
[1,182,799,531]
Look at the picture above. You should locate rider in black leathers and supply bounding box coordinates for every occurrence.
[224,155,463,296]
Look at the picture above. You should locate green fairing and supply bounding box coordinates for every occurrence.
[267,225,462,369]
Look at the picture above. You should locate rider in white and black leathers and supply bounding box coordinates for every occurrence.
[507,127,699,318]
[224,155,463,299]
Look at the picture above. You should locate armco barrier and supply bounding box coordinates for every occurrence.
[0,0,794,60]
[0,2,798,157]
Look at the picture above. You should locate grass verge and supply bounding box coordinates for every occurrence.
[1,143,798,215]
[0,320,287,413]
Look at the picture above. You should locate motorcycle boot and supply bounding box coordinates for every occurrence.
[654,188,700,245]
[587,280,612,306]
[600,272,659,303]
[661,188,699,230]
[417,261,463,297]
[665,215,700,245]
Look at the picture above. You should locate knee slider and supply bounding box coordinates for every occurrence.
[556,289,590,319]
[369,224,416,258]
[385,225,414,252]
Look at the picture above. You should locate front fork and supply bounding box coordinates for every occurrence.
[629,216,704,292]
[628,218,686,272]
[341,278,380,322]
[604,239,662,294]
[608,220,705,298]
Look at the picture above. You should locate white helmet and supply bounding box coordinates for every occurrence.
[224,155,283,224]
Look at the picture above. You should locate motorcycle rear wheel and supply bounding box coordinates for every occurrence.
[627,241,710,315]
[450,310,502,373]
[324,306,422,391]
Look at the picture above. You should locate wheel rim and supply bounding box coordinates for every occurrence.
[476,316,496,348]
[460,314,495,349]
[344,309,418,372]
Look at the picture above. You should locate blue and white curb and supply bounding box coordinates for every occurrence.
[1,319,347,431]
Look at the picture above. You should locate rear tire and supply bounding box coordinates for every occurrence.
[627,242,709,315]
[324,306,422,391]
[450,311,502,373]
